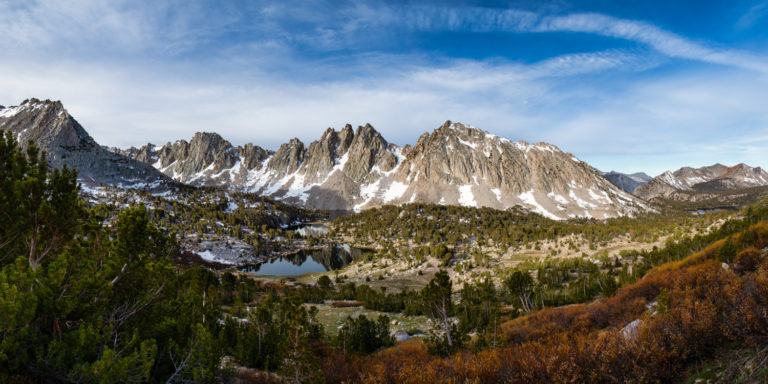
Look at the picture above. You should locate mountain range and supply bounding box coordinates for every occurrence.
[636,163,768,201]
[118,120,648,219]
[6,98,768,219]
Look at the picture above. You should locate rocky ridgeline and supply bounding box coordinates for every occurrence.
[124,119,647,219]
[1,98,651,219]
[636,163,768,201]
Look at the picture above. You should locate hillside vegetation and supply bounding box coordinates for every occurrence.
[3,130,768,383]
[329,206,768,383]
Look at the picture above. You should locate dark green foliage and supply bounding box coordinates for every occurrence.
[333,203,696,252]
[457,279,502,349]
[0,132,222,382]
[219,292,325,378]
[717,236,738,263]
[295,280,426,315]
[0,131,81,270]
[97,186,316,257]
[337,314,394,354]
[504,270,535,312]
[422,270,462,355]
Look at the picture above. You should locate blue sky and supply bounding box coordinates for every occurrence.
[1,0,767,175]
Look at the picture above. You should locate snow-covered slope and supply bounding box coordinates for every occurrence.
[126,121,648,219]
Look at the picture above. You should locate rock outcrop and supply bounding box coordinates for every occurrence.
[0,99,174,189]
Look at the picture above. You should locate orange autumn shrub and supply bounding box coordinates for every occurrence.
[326,222,768,383]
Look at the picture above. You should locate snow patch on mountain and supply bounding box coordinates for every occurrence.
[519,190,559,220]
[382,181,408,203]
[458,185,477,207]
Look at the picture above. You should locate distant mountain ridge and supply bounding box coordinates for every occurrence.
[0,99,174,189]
[602,171,651,193]
[121,120,648,219]
[635,163,768,201]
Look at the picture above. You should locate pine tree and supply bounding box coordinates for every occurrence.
[423,270,459,354]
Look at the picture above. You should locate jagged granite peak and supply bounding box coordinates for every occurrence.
[635,163,768,200]
[0,98,173,189]
[240,143,270,171]
[176,132,238,177]
[343,123,397,181]
[267,137,306,178]
[125,120,648,219]
[338,124,355,154]
[301,128,344,184]
[602,171,651,194]
[122,143,157,164]
[121,131,274,186]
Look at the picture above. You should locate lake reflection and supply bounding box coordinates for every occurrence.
[242,244,371,276]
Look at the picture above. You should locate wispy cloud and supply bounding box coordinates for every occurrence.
[0,1,766,175]
[736,1,768,30]
[534,12,768,73]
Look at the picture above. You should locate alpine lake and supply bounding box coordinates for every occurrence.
[240,222,373,276]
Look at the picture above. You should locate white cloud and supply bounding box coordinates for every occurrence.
[534,12,768,73]
[0,1,766,176]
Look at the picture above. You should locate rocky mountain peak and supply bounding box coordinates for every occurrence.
[171,132,237,176]
[0,98,92,151]
[301,128,344,184]
[240,143,271,170]
[122,131,274,186]
[344,123,395,180]
[338,124,354,153]
[267,138,306,177]
[0,98,173,189]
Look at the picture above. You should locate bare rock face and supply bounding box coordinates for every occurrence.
[121,144,157,164]
[375,121,645,219]
[343,123,396,182]
[240,143,271,171]
[121,131,274,186]
[301,128,344,184]
[0,99,173,189]
[267,138,305,178]
[124,119,648,219]
[636,163,768,200]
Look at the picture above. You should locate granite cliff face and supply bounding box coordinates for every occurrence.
[602,171,651,194]
[0,99,173,189]
[127,120,648,219]
[635,163,768,201]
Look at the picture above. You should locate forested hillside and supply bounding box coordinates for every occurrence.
[3,130,768,383]
[329,202,768,383]
[0,131,224,381]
